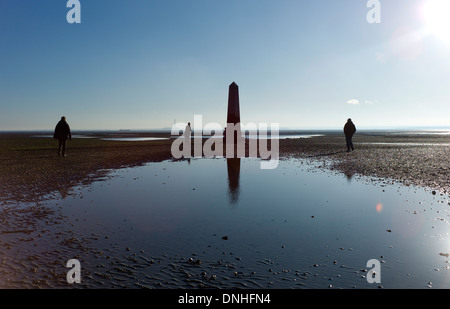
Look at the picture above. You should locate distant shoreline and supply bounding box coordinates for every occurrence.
[1,127,449,135]
[4,128,450,139]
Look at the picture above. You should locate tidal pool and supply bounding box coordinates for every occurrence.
[101,137,170,141]
[1,158,449,289]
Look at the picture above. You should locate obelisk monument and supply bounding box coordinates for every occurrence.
[227,82,240,125]
[225,82,242,149]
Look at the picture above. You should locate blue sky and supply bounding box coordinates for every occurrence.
[1,0,449,130]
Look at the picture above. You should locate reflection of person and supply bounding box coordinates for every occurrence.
[344,118,356,152]
[53,116,72,157]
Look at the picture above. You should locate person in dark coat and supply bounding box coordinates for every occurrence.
[53,116,72,157]
[184,122,191,139]
[344,118,356,152]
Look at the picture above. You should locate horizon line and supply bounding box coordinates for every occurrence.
[1,125,450,133]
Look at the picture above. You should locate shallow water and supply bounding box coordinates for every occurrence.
[32,135,96,139]
[359,142,450,146]
[0,158,449,289]
[101,137,170,141]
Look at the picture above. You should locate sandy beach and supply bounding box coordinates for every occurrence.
[0,131,449,289]
[0,132,173,205]
[280,132,450,195]
[1,131,448,205]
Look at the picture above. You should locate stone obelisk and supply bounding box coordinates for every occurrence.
[227,82,240,125]
[226,82,242,149]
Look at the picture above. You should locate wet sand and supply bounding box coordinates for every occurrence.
[1,131,448,205]
[0,131,449,289]
[280,132,450,195]
[0,132,173,204]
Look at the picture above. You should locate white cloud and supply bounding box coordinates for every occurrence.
[347,99,359,105]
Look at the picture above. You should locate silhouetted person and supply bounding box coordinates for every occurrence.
[344,118,356,152]
[53,116,72,157]
[184,122,191,139]
[223,127,227,145]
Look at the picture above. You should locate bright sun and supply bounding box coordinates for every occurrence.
[422,0,450,44]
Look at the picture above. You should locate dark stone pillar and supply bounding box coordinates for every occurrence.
[225,82,242,149]
[227,82,240,125]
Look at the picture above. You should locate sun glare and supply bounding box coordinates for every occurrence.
[422,0,450,44]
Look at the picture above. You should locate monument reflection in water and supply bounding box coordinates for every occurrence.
[226,158,241,204]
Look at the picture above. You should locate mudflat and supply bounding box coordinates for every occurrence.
[0,131,448,205]
[0,133,173,204]
[280,132,449,195]
[0,131,449,289]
